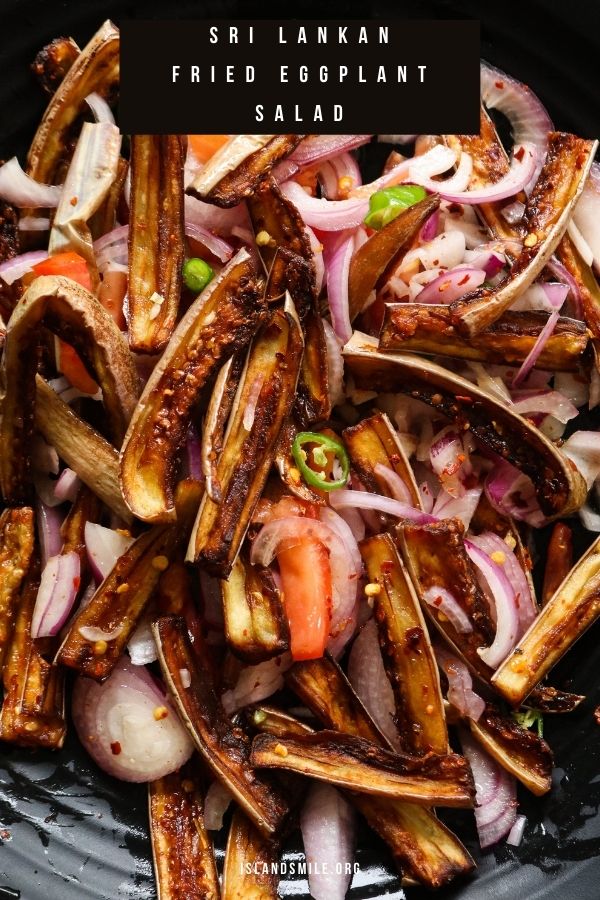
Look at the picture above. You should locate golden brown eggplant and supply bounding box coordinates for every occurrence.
[557,233,600,339]
[127,134,185,352]
[26,21,119,191]
[469,704,553,796]
[222,808,280,900]
[56,481,201,682]
[34,375,131,523]
[251,731,475,807]
[31,35,80,96]
[201,352,246,503]
[379,304,588,372]
[60,485,102,568]
[247,705,315,739]
[221,551,289,663]
[285,658,474,888]
[450,133,597,335]
[153,615,289,837]
[343,332,586,520]
[0,506,35,671]
[343,411,422,508]
[188,134,304,208]
[492,533,600,706]
[360,533,448,755]
[0,275,139,504]
[188,293,303,576]
[120,249,264,523]
[149,765,220,900]
[348,194,440,321]
[248,176,315,284]
[542,523,573,605]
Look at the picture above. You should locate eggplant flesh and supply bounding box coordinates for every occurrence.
[251,730,475,807]
[222,808,280,900]
[343,332,586,519]
[153,615,289,837]
[379,304,588,372]
[0,507,35,671]
[31,35,80,95]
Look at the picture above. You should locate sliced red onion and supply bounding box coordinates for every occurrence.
[318,507,362,578]
[419,208,439,242]
[481,62,552,192]
[337,506,366,543]
[512,389,578,424]
[53,467,81,503]
[300,782,356,900]
[501,200,526,224]
[378,134,417,144]
[243,374,265,431]
[0,249,48,285]
[79,624,124,642]
[319,152,363,200]
[290,134,371,167]
[348,619,401,749]
[329,488,435,524]
[319,506,361,656]
[85,521,134,583]
[567,220,594,267]
[460,729,518,848]
[468,532,536,634]
[512,309,559,387]
[465,542,519,668]
[72,657,193,782]
[221,653,292,714]
[402,229,466,272]
[431,485,482,531]
[423,586,473,634]
[373,462,413,505]
[485,460,545,527]
[546,257,582,317]
[36,500,64,568]
[323,231,354,342]
[467,362,512,405]
[435,644,485,721]
[464,247,505,278]
[416,266,487,305]
[411,149,473,194]
[506,814,527,847]
[0,157,62,207]
[562,430,600,489]
[305,226,325,297]
[184,221,234,262]
[204,781,233,831]
[183,422,203,482]
[510,282,569,314]
[93,224,129,253]
[127,613,158,665]
[31,551,80,638]
[318,160,341,200]
[85,92,115,124]
[429,425,470,498]
[321,317,345,407]
[184,194,249,237]
[573,161,600,273]
[18,215,50,232]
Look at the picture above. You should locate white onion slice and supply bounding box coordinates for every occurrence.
[85,92,115,124]
[221,654,292,714]
[0,157,62,207]
[329,488,435,524]
[506,814,527,847]
[204,781,233,830]
[348,619,401,749]
[562,430,600,489]
[300,782,356,900]
[0,249,48,285]
[127,612,158,665]
[423,586,473,634]
[321,317,345,407]
[85,522,134,583]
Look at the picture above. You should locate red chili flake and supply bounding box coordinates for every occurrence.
[405,627,422,648]
[515,146,526,162]
[69,196,78,206]
[381,560,394,573]
[433,596,442,607]
[73,576,81,590]
[457,275,469,286]
[495,80,504,89]
[448,202,463,215]
[455,395,473,404]
[110,741,122,755]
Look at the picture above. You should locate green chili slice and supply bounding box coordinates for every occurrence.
[291,432,350,491]
[512,707,544,739]
[364,184,427,230]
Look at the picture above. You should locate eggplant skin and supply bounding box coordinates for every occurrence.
[249,177,315,287]
[149,766,220,900]
[223,808,280,900]
[0,507,35,671]
[379,304,588,372]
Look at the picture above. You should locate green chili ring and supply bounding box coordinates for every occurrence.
[291,431,350,491]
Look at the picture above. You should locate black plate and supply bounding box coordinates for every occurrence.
[1,1,600,898]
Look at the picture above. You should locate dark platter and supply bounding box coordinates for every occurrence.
[1,1,600,898]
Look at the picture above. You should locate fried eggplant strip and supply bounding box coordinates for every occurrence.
[201,353,245,503]
[450,133,597,335]
[56,481,201,682]
[221,551,289,663]
[0,275,139,504]
[120,249,264,523]
[348,194,440,321]
[469,704,553,796]
[343,411,422,509]
[149,766,220,900]
[557,233,600,339]
[34,375,131,522]
[343,332,586,519]
[0,507,35,671]
[379,304,588,372]
[49,121,122,278]
[127,134,185,352]
[0,564,66,749]
[492,533,600,706]
[188,293,304,576]
[188,134,304,208]
[360,533,448,755]
[31,36,80,96]
[251,731,475,807]
[247,705,315,739]
[542,523,573,606]
[60,485,102,568]
[153,615,289,837]
[286,658,474,887]
[26,22,119,182]
[248,176,315,283]
[222,808,279,900]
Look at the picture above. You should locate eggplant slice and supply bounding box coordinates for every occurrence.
[492,533,600,706]
[153,615,289,837]
[120,249,264,523]
[450,133,597,335]
[379,304,588,372]
[222,808,280,900]
[343,332,586,520]
[31,35,80,96]
[149,765,220,900]
[127,134,185,353]
[0,507,35,671]
[188,293,304,576]
[1,275,140,504]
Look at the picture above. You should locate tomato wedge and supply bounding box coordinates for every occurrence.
[277,536,332,661]
[32,251,98,394]
[187,135,229,165]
